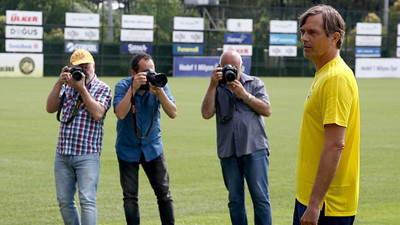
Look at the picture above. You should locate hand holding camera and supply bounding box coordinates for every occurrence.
[139,69,168,90]
[65,66,86,81]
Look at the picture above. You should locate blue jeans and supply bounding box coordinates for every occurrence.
[54,152,100,225]
[118,153,174,225]
[293,199,355,225]
[220,149,272,225]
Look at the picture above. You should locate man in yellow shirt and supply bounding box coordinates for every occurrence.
[293,5,360,225]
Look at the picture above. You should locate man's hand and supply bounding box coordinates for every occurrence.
[149,83,164,96]
[65,70,86,93]
[131,72,147,92]
[227,79,247,99]
[210,67,223,88]
[300,205,320,225]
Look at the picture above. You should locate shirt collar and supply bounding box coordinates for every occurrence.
[239,72,254,84]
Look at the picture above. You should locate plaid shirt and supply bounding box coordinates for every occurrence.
[56,75,112,155]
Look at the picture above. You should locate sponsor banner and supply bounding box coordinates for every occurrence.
[269,33,297,45]
[397,47,400,57]
[355,58,400,78]
[355,35,382,46]
[355,47,381,57]
[356,23,382,35]
[6,25,43,39]
[173,44,203,55]
[184,0,219,5]
[173,56,251,77]
[173,31,204,43]
[65,42,99,54]
[227,19,253,32]
[64,27,99,41]
[65,13,100,27]
[223,44,253,56]
[269,45,297,57]
[121,43,153,54]
[173,17,204,31]
[6,39,42,52]
[270,20,297,33]
[224,33,252,44]
[6,10,42,25]
[120,29,154,42]
[0,53,43,77]
[122,15,154,29]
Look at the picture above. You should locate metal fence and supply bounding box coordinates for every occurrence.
[1,2,399,77]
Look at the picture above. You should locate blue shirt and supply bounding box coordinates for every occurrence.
[215,73,270,158]
[113,76,175,162]
[57,75,112,155]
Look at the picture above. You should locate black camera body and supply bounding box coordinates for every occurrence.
[66,66,86,81]
[219,64,238,85]
[139,69,168,90]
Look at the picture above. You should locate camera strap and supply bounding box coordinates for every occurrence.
[57,92,83,124]
[130,95,156,139]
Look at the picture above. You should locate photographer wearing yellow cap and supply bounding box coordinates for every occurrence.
[46,49,112,225]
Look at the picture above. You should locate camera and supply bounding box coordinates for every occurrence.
[219,64,238,85]
[139,69,168,90]
[65,66,86,81]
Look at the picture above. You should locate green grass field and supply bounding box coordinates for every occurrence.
[0,76,399,225]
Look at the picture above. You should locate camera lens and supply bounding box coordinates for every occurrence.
[72,71,83,81]
[225,71,236,82]
[153,74,168,87]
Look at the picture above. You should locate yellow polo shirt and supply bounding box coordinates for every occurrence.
[296,56,360,216]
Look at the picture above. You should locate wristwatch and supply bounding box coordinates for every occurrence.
[244,94,253,104]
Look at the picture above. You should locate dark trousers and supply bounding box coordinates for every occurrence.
[118,153,174,225]
[293,199,355,225]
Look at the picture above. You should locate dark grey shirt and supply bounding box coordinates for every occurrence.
[215,73,270,158]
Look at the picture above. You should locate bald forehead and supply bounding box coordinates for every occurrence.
[220,50,242,66]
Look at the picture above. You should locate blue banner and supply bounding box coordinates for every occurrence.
[269,33,297,45]
[173,44,203,55]
[173,56,251,77]
[224,33,252,44]
[120,43,153,54]
[65,42,99,54]
[355,47,381,57]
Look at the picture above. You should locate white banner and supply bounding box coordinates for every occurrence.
[120,29,154,42]
[397,47,400,57]
[269,45,297,57]
[122,15,154,29]
[270,20,297,33]
[174,17,204,31]
[0,53,43,77]
[6,26,43,39]
[6,10,42,25]
[64,28,99,40]
[355,35,382,46]
[356,23,382,35]
[223,44,253,56]
[397,36,400,47]
[355,58,400,78]
[227,19,253,32]
[6,39,43,52]
[173,31,204,43]
[65,13,100,27]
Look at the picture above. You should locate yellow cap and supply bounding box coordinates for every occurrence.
[70,49,94,66]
